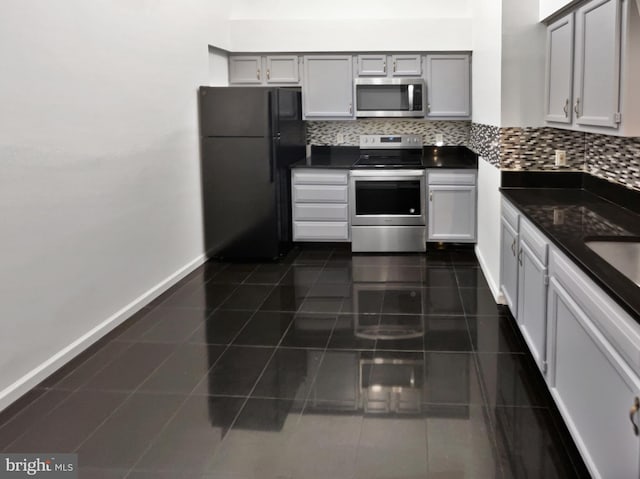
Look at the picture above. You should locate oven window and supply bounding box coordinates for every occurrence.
[356,85,410,111]
[355,180,421,216]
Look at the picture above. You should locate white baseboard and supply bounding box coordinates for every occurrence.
[0,254,207,413]
[474,245,505,304]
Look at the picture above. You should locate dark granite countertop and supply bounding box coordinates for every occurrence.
[291,146,478,169]
[501,184,640,322]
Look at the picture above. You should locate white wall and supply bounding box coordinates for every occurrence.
[539,0,574,21]
[471,0,503,127]
[471,0,503,301]
[0,0,230,411]
[230,0,471,19]
[209,47,230,86]
[227,0,473,52]
[230,19,473,52]
[475,159,503,301]
[501,0,546,127]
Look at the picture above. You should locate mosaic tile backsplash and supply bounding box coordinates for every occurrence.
[305,120,470,146]
[470,121,640,192]
[469,123,500,166]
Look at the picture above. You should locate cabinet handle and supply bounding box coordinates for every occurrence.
[574,98,580,117]
[349,103,352,115]
[427,103,431,113]
[511,238,516,256]
[518,248,523,266]
[383,62,387,73]
[393,60,397,73]
[429,191,433,202]
[266,69,270,80]
[563,99,569,117]
[257,68,261,80]
[630,397,640,436]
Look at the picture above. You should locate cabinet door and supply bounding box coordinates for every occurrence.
[391,54,422,76]
[517,240,548,374]
[545,14,574,123]
[427,185,476,242]
[357,55,387,76]
[574,0,621,128]
[500,219,519,318]
[547,277,640,479]
[303,55,354,119]
[229,56,262,84]
[425,54,471,117]
[265,55,299,84]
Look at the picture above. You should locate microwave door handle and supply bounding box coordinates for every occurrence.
[408,84,414,111]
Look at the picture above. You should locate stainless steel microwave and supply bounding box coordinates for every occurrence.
[354,78,425,118]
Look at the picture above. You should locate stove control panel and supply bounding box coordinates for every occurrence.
[359,134,423,149]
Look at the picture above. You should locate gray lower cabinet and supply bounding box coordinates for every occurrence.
[547,250,640,479]
[516,218,549,374]
[302,55,354,119]
[427,170,476,243]
[500,196,640,478]
[292,169,350,242]
[425,54,471,118]
[500,199,520,318]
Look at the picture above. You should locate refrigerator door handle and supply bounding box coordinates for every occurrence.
[270,134,280,183]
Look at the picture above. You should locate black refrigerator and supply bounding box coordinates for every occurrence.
[199,86,305,260]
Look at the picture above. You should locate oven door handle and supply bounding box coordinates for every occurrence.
[350,169,425,178]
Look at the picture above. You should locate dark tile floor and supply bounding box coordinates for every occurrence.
[0,245,590,478]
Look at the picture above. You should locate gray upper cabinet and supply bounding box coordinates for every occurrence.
[573,0,621,128]
[390,54,422,76]
[425,54,471,118]
[229,56,263,84]
[229,55,300,85]
[265,55,299,84]
[544,14,574,123]
[544,0,640,135]
[357,55,387,76]
[303,55,354,119]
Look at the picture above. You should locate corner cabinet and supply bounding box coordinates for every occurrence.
[302,56,354,120]
[426,170,476,243]
[292,169,350,242]
[425,54,471,118]
[544,0,640,135]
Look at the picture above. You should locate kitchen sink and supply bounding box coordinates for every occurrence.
[585,239,640,287]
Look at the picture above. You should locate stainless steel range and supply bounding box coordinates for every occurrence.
[350,135,426,253]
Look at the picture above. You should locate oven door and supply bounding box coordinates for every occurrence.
[350,170,426,226]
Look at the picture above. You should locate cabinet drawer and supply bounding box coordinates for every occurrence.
[501,198,520,231]
[293,221,349,241]
[293,203,349,221]
[293,184,348,203]
[292,170,349,185]
[520,217,548,265]
[428,170,476,185]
